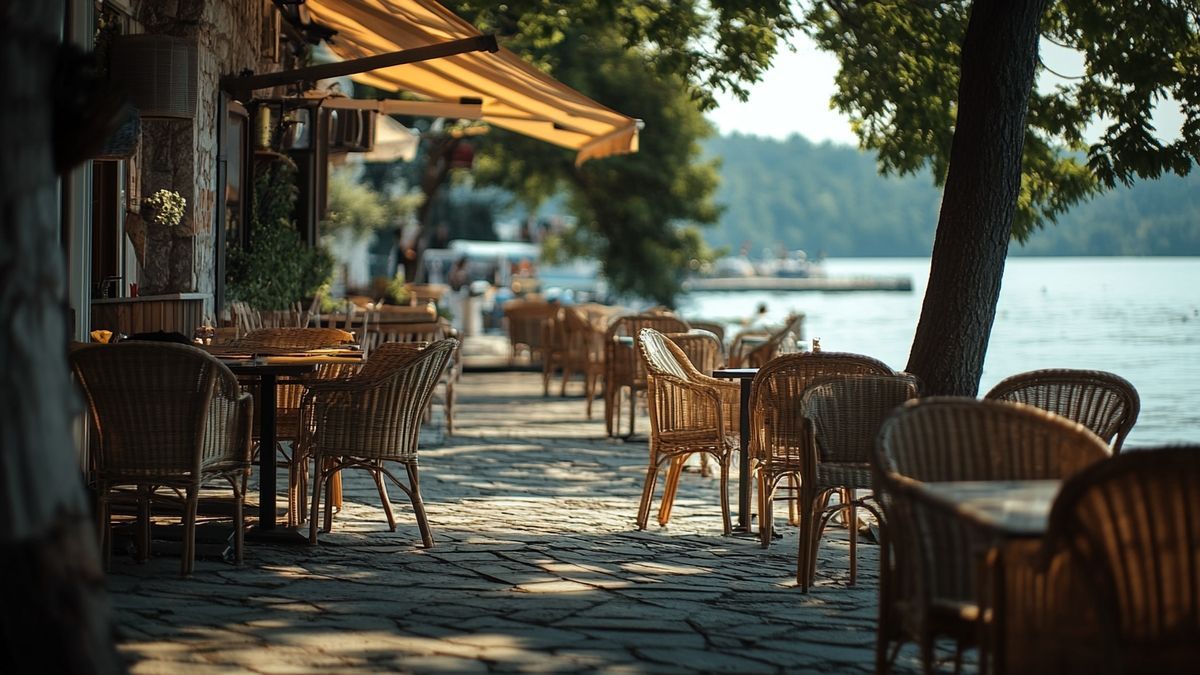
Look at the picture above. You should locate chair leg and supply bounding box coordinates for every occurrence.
[234,474,246,566]
[848,491,858,586]
[759,472,774,548]
[627,387,636,437]
[445,380,455,435]
[797,484,820,591]
[136,485,152,563]
[309,459,326,544]
[718,456,732,536]
[584,371,596,419]
[657,456,684,526]
[636,459,662,530]
[96,490,112,571]
[372,467,397,531]
[182,486,198,577]
[323,469,337,533]
[787,474,801,525]
[405,463,435,548]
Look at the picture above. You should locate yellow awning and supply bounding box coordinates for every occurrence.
[300,0,640,166]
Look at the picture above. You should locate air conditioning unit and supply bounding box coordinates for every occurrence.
[328,109,376,152]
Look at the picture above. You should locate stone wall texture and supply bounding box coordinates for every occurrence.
[133,0,279,316]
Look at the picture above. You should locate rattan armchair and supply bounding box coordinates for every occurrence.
[984,368,1140,452]
[503,298,558,367]
[70,342,253,576]
[997,445,1200,675]
[750,351,896,553]
[635,328,740,534]
[301,339,457,546]
[660,330,726,479]
[228,326,360,525]
[794,374,919,590]
[553,306,605,417]
[729,312,805,368]
[872,397,1111,674]
[605,313,690,437]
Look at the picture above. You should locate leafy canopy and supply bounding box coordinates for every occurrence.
[805,0,1200,240]
[442,1,798,303]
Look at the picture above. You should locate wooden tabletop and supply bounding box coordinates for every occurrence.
[916,479,1062,538]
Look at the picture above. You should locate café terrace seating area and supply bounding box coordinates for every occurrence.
[81,299,1200,674]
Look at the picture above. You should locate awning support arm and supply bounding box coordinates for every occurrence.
[221,34,499,100]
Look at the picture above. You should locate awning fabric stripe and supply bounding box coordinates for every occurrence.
[301,0,640,166]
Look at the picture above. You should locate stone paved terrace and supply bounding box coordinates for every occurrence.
[108,370,962,674]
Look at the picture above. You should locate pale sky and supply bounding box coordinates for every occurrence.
[708,34,856,145]
[709,33,1185,146]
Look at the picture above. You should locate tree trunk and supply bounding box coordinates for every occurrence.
[905,0,1047,396]
[0,2,122,671]
[408,136,460,283]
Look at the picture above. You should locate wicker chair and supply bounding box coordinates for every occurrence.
[553,306,606,418]
[984,368,1140,452]
[750,352,896,553]
[873,397,1111,674]
[302,338,458,546]
[793,374,920,591]
[233,327,355,351]
[540,307,565,396]
[998,445,1200,675]
[605,313,690,437]
[684,320,727,347]
[660,330,726,480]
[503,298,558,366]
[635,328,740,534]
[69,342,253,576]
[729,313,805,368]
[229,327,360,522]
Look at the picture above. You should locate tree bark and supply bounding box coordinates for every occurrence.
[0,2,122,671]
[906,0,1048,396]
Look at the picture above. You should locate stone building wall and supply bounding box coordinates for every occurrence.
[133,0,278,315]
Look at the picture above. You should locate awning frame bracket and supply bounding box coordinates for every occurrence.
[221,34,499,102]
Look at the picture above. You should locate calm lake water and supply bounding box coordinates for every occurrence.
[679,257,1200,447]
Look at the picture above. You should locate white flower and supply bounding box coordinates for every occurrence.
[144,189,187,228]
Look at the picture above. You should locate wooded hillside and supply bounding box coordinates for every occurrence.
[706,133,1200,257]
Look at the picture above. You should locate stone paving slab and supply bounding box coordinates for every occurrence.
[107,370,972,673]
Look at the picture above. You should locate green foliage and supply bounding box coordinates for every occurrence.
[226,160,334,310]
[450,1,799,109]
[706,133,942,256]
[708,132,1200,257]
[444,1,766,303]
[323,167,390,236]
[803,1,1200,240]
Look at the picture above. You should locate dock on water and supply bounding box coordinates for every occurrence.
[682,275,913,293]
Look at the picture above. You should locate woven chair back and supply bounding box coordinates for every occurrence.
[985,368,1140,452]
[560,307,604,368]
[800,374,919,466]
[637,328,694,382]
[237,327,355,351]
[607,314,690,385]
[311,338,457,461]
[877,397,1112,482]
[1041,446,1200,671]
[666,330,724,373]
[503,299,558,359]
[874,397,1113,625]
[70,342,241,478]
[750,351,894,466]
[734,313,806,367]
[685,320,726,346]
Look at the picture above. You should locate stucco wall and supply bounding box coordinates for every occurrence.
[134,0,278,317]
